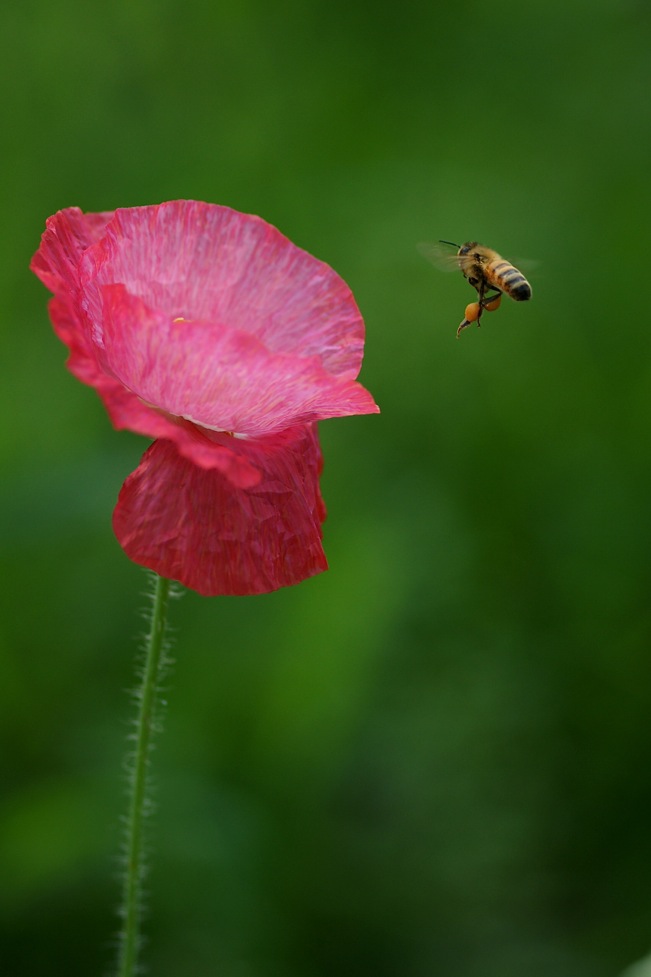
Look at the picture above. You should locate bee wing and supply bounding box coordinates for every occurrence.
[512,257,539,274]
[417,241,462,272]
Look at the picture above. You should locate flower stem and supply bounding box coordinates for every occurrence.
[117,573,173,977]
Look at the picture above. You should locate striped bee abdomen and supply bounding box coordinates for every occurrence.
[489,260,532,301]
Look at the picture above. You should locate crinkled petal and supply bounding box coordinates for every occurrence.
[32,201,378,445]
[80,200,367,378]
[32,208,116,385]
[98,285,378,436]
[47,295,104,386]
[46,290,262,487]
[112,426,328,596]
[30,207,114,295]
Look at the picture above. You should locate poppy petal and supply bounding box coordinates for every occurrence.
[113,426,328,596]
[81,200,367,378]
[97,284,378,437]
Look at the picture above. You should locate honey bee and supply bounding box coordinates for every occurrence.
[422,240,532,338]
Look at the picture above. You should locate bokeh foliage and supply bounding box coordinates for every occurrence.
[2,0,651,974]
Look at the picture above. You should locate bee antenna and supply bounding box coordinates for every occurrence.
[439,239,461,248]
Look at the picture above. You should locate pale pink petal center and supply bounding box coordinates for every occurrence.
[97,285,377,437]
[80,201,366,378]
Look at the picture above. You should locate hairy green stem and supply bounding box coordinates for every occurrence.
[116,573,172,977]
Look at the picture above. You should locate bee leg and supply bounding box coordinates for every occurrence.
[456,317,473,338]
[480,288,502,310]
[475,282,488,327]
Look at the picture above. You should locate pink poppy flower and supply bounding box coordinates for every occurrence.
[31,200,378,595]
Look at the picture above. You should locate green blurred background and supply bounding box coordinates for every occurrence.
[3,0,651,974]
